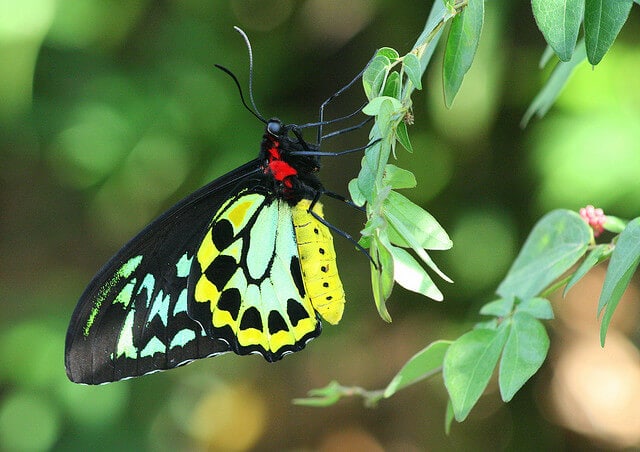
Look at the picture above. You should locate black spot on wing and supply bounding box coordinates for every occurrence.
[218,288,241,321]
[287,299,310,327]
[240,306,263,331]
[212,219,234,250]
[290,256,305,298]
[205,255,236,291]
[268,311,288,334]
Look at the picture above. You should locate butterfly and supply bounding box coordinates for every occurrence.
[64,106,367,383]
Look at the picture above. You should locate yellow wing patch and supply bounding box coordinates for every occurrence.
[292,199,346,325]
[189,192,322,360]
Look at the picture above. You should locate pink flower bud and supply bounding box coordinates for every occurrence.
[579,205,606,237]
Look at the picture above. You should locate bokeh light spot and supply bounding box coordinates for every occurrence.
[446,209,516,293]
[0,391,61,452]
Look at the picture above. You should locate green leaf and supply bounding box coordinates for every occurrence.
[531,0,584,61]
[383,164,416,189]
[386,207,452,283]
[382,71,401,99]
[474,319,499,330]
[390,246,443,301]
[348,177,366,207]
[363,55,391,99]
[384,340,452,397]
[293,381,343,407]
[371,231,395,322]
[443,325,510,421]
[376,98,396,136]
[402,52,422,90]
[362,96,403,117]
[598,218,640,345]
[479,298,514,317]
[563,244,611,296]
[409,0,450,99]
[395,120,413,153]
[356,139,382,203]
[377,47,400,61]
[522,40,587,126]
[443,0,484,108]
[496,210,591,300]
[445,399,455,435]
[499,312,550,402]
[515,297,554,320]
[584,0,633,65]
[603,215,627,234]
[384,190,452,251]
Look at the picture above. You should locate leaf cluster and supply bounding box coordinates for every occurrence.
[297,0,640,433]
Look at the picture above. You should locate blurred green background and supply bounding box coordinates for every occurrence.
[2,1,640,450]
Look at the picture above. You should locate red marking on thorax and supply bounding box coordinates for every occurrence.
[265,140,296,188]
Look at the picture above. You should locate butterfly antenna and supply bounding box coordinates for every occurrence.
[213,27,267,124]
[234,26,267,123]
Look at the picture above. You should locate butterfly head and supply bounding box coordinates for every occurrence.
[260,118,323,203]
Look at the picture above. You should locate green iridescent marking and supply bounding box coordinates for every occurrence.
[170,329,196,348]
[120,255,143,278]
[176,253,192,278]
[114,278,137,307]
[148,291,170,326]
[173,289,187,315]
[141,336,166,357]
[137,273,156,308]
[83,255,143,336]
[116,309,138,358]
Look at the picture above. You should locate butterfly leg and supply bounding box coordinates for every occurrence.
[289,138,381,158]
[317,66,368,144]
[307,192,375,266]
[321,116,373,141]
[322,190,365,212]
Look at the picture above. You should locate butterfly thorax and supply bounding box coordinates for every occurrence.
[260,118,323,205]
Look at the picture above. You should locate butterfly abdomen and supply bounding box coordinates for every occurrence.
[292,199,346,325]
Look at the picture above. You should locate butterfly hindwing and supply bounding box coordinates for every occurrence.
[187,190,321,361]
[65,161,262,384]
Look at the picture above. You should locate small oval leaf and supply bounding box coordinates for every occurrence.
[363,55,391,99]
[384,190,452,251]
[479,298,514,317]
[383,164,416,189]
[496,210,590,300]
[532,0,584,61]
[444,326,509,421]
[443,0,484,107]
[598,218,640,345]
[384,340,452,397]
[390,246,443,301]
[362,96,403,116]
[396,121,414,153]
[563,244,611,296]
[515,297,554,320]
[584,0,633,65]
[499,312,550,402]
[403,52,423,90]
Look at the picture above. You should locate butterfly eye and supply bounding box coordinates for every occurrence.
[267,119,282,136]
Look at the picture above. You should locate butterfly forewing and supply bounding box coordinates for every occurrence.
[65,162,262,384]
